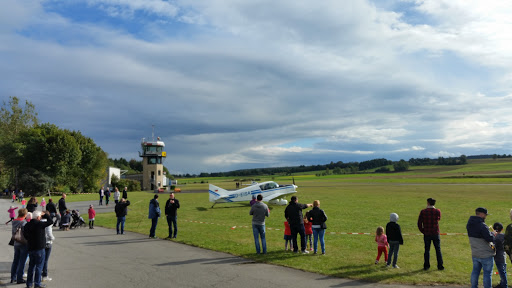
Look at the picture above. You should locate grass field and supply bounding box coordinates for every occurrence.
[74,159,512,286]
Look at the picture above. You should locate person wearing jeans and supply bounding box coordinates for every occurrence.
[467,207,496,288]
[471,256,494,288]
[249,194,269,254]
[308,200,327,255]
[23,211,53,288]
[148,195,160,238]
[115,199,131,235]
[418,198,444,270]
[165,193,180,239]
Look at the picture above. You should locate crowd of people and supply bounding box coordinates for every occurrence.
[249,195,328,255]
[7,189,512,288]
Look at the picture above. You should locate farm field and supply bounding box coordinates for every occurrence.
[83,159,512,286]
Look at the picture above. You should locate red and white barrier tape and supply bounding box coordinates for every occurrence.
[182,220,467,235]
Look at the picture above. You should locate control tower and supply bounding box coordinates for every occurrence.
[140,136,166,191]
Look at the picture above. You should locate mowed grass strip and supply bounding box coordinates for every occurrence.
[75,160,512,285]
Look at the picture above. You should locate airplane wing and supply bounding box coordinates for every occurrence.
[262,190,295,202]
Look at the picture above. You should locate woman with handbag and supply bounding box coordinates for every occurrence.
[308,200,328,255]
[10,208,28,284]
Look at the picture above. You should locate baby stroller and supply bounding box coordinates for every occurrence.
[70,209,86,229]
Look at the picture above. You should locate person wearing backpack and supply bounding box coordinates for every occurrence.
[10,208,28,284]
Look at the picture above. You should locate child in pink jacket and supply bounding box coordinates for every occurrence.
[6,206,18,225]
[375,226,389,264]
[88,205,96,229]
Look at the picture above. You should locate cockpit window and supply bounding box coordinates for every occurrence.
[259,182,278,191]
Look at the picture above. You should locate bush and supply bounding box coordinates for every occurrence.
[116,179,141,191]
[375,167,390,173]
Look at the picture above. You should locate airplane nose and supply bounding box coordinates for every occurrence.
[293,185,298,189]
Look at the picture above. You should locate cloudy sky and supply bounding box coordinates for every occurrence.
[1,0,512,175]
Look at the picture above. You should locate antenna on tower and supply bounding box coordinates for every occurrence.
[152,124,155,141]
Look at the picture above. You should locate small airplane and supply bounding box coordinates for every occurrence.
[209,181,297,208]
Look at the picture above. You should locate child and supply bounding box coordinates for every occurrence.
[41,198,46,211]
[386,213,404,268]
[21,198,27,209]
[493,222,507,288]
[304,213,313,251]
[6,206,18,225]
[12,193,16,203]
[375,226,389,264]
[88,205,96,229]
[284,221,292,251]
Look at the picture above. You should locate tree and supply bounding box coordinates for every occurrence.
[70,131,108,192]
[0,96,39,189]
[393,160,409,172]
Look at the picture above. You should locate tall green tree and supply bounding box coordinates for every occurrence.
[0,96,39,188]
[70,131,108,192]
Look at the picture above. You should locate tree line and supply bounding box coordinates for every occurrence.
[177,155,470,178]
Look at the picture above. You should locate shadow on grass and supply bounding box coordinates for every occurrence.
[196,207,208,211]
[332,264,425,282]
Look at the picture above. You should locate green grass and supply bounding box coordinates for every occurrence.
[69,159,512,286]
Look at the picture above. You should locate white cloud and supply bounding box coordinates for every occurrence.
[2,1,512,174]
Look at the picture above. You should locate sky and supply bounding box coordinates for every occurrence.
[1,0,512,175]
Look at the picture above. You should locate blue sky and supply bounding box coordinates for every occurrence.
[2,0,512,174]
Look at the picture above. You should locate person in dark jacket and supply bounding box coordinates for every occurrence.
[46,199,59,227]
[122,187,128,199]
[386,213,404,268]
[114,198,131,234]
[492,222,507,288]
[467,207,495,288]
[23,211,53,288]
[308,200,328,255]
[26,197,38,213]
[165,193,180,239]
[284,196,312,253]
[417,197,444,270]
[105,187,111,206]
[148,195,160,238]
[58,194,67,228]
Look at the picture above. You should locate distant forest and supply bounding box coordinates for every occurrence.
[110,154,512,179]
[174,154,512,178]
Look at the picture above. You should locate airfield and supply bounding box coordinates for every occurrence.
[2,158,512,286]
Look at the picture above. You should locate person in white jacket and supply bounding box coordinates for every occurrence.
[42,219,55,282]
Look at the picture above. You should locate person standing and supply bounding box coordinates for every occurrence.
[10,208,28,284]
[41,215,55,282]
[46,199,59,227]
[284,196,312,254]
[148,195,160,239]
[23,211,53,288]
[98,187,104,206]
[113,188,120,204]
[249,194,269,254]
[88,205,96,229]
[467,207,496,288]
[417,197,444,270]
[26,197,38,213]
[165,193,180,239]
[58,194,67,228]
[40,198,46,211]
[492,222,507,288]
[122,187,128,199]
[308,200,328,255]
[114,199,130,234]
[386,213,404,268]
[105,187,111,206]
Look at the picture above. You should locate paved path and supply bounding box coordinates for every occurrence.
[0,199,458,288]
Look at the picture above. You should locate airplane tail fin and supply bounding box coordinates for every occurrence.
[209,184,228,202]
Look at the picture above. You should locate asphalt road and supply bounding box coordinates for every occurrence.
[0,198,458,288]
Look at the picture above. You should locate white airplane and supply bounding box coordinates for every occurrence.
[209,181,297,208]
